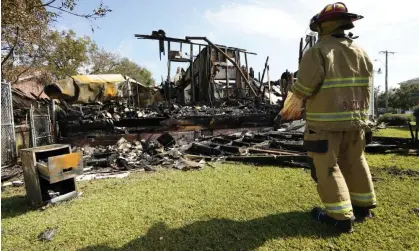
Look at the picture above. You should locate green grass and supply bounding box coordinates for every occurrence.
[373,126,416,138]
[2,155,419,251]
[366,154,419,171]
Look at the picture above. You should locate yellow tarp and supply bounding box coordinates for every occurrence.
[71,74,127,84]
[45,74,154,105]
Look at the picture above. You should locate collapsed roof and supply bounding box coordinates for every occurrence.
[44,74,155,104]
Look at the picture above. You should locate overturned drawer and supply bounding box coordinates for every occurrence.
[37,152,83,183]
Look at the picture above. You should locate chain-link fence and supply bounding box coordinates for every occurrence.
[30,105,52,147]
[1,82,16,166]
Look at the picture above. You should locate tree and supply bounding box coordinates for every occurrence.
[113,58,155,86]
[87,47,120,74]
[1,0,111,82]
[376,83,419,110]
[1,0,49,82]
[376,89,387,109]
[389,83,419,110]
[42,30,96,79]
[87,49,155,86]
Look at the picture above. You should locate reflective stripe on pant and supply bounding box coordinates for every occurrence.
[305,129,376,221]
[338,130,376,207]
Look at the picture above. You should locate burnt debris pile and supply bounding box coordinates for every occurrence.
[79,125,310,177]
[58,100,281,137]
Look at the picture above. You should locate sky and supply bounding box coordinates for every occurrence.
[53,0,419,89]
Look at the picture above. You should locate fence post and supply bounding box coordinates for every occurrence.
[47,106,52,144]
[1,81,17,166]
[30,104,36,147]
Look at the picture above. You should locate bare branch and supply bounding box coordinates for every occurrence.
[2,27,19,66]
[32,0,57,9]
[12,59,37,84]
[46,4,109,19]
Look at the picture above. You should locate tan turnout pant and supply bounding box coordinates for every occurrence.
[304,129,376,221]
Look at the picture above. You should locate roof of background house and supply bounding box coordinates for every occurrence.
[398,77,419,86]
[11,87,50,110]
[12,70,50,100]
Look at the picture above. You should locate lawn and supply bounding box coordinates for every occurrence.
[373,125,416,138]
[2,154,419,251]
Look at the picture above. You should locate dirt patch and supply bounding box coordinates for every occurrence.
[377,166,419,177]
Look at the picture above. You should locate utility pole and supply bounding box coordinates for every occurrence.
[379,50,396,111]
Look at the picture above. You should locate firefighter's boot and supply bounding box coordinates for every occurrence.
[311,207,354,233]
[353,206,375,221]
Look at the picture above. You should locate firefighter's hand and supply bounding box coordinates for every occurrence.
[279,92,305,121]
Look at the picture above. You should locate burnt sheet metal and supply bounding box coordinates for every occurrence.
[37,152,83,184]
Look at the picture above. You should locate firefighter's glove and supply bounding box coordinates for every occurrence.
[279,92,305,121]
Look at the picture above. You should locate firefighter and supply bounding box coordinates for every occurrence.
[284,2,376,233]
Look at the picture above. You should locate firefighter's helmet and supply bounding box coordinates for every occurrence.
[309,2,363,32]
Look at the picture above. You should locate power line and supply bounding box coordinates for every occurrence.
[379,50,396,111]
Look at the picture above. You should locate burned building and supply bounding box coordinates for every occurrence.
[34,32,284,147]
[176,45,256,104]
[135,31,270,106]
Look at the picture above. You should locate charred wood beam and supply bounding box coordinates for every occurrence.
[190,43,195,103]
[244,52,249,92]
[371,136,413,145]
[225,155,309,167]
[231,141,252,147]
[222,135,243,140]
[188,143,222,156]
[92,151,118,159]
[365,144,399,153]
[219,145,247,154]
[253,134,271,141]
[211,137,232,145]
[258,56,269,96]
[242,137,266,144]
[135,34,256,54]
[85,158,108,167]
[269,140,305,152]
[247,148,302,156]
[225,47,230,102]
[298,38,303,65]
[268,132,304,140]
[183,154,309,168]
[162,114,275,130]
[208,144,247,155]
[115,117,166,127]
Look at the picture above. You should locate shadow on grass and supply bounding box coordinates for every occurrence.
[78,211,339,251]
[1,195,31,219]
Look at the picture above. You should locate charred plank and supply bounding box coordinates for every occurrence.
[188,143,222,156]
